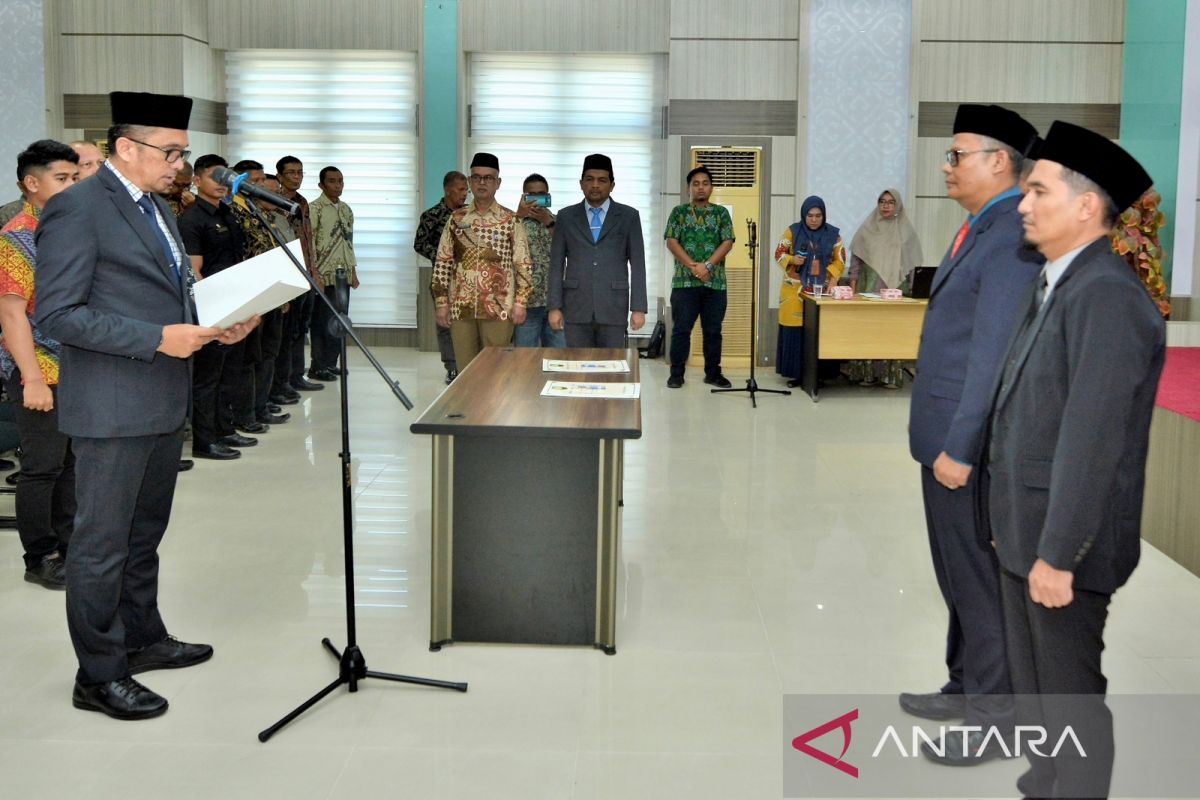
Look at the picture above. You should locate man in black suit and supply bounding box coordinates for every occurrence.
[902,105,1043,763]
[36,92,257,720]
[987,122,1163,799]
[547,153,647,347]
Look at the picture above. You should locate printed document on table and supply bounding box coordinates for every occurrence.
[193,239,310,328]
[542,359,631,373]
[541,381,642,399]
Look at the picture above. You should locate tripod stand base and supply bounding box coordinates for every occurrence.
[258,637,468,743]
[711,377,791,408]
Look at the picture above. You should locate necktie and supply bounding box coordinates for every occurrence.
[1000,269,1050,391]
[950,219,970,258]
[136,195,180,281]
[590,207,603,242]
[1034,266,1048,306]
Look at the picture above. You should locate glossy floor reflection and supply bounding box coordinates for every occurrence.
[0,347,1197,799]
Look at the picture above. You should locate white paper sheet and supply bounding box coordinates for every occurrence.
[542,359,631,373]
[192,239,311,328]
[540,381,641,399]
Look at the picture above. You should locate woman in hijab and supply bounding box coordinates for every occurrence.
[774,195,845,387]
[845,188,923,388]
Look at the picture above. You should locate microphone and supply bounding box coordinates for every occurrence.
[210,166,300,215]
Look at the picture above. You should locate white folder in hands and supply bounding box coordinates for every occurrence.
[192,239,310,329]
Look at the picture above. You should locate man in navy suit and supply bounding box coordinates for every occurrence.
[902,104,1042,764]
[36,92,257,720]
[988,122,1162,799]
[547,153,647,348]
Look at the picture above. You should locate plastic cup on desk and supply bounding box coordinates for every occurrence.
[810,282,823,298]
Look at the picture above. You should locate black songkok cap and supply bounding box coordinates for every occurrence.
[953,104,1039,156]
[470,152,499,170]
[110,91,193,130]
[582,153,614,178]
[1024,135,1044,160]
[1038,121,1153,211]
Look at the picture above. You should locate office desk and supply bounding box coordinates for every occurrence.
[800,294,928,401]
[409,346,641,654]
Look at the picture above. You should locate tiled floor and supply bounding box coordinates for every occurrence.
[1,347,1197,799]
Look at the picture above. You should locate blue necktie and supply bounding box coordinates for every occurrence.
[136,194,180,281]
[590,207,603,242]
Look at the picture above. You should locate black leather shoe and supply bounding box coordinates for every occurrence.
[192,443,241,460]
[24,552,66,589]
[177,459,194,472]
[266,403,283,414]
[237,421,269,435]
[218,434,257,448]
[786,378,803,388]
[308,368,339,381]
[127,635,214,675]
[5,471,19,486]
[667,375,684,389]
[899,691,967,720]
[257,412,290,425]
[292,377,325,391]
[920,729,1015,766]
[270,392,300,406]
[73,677,168,720]
[703,374,732,388]
[445,369,458,385]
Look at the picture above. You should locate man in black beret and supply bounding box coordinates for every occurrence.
[902,104,1044,763]
[547,153,648,347]
[986,122,1163,799]
[36,91,258,720]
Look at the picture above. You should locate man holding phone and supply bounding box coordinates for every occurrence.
[514,173,564,348]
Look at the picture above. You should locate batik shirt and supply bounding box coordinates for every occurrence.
[520,215,555,308]
[283,191,318,283]
[0,204,60,384]
[310,194,357,285]
[414,198,453,264]
[230,196,294,258]
[433,201,533,322]
[664,203,735,290]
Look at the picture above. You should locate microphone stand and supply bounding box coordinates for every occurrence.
[710,218,790,408]
[238,197,467,744]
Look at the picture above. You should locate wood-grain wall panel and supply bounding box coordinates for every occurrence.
[918,42,1123,105]
[461,0,669,53]
[60,36,183,94]
[669,0,799,40]
[207,0,419,50]
[669,40,797,100]
[917,0,1124,43]
[59,0,203,38]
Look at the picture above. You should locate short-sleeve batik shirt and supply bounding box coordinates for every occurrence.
[664,203,735,290]
[520,216,555,308]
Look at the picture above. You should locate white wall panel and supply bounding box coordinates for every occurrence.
[669,40,797,100]
[912,197,963,266]
[182,38,224,100]
[771,135,796,197]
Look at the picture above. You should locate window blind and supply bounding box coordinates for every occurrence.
[466,52,666,328]
[225,50,419,326]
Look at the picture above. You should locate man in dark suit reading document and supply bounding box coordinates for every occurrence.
[36,91,258,720]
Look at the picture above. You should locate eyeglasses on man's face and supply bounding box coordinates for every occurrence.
[944,148,999,167]
[126,136,190,165]
[469,174,498,185]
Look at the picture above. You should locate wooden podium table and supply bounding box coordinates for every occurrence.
[409,346,641,654]
[800,294,928,401]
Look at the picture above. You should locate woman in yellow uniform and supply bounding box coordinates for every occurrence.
[774,195,845,387]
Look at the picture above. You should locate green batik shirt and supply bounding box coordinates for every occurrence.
[520,216,555,308]
[664,202,735,290]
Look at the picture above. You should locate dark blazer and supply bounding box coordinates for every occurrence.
[35,165,196,438]
[547,199,648,326]
[985,237,1165,594]
[908,194,1042,468]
